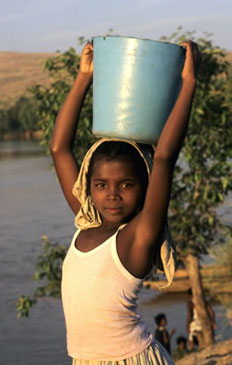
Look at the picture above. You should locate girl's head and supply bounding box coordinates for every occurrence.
[87,141,152,224]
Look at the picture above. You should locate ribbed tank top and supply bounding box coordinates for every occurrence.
[62,229,153,361]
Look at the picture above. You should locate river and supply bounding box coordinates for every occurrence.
[0,140,231,365]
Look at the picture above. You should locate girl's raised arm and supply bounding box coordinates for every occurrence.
[50,42,93,215]
[120,41,200,278]
[141,41,200,238]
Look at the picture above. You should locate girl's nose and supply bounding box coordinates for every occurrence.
[107,186,120,200]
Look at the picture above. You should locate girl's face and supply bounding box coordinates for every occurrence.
[90,158,144,225]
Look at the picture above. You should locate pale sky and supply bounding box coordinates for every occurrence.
[1,0,231,53]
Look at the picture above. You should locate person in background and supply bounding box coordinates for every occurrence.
[173,336,188,360]
[154,313,176,354]
[186,288,216,349]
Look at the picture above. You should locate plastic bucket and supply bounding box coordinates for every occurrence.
[93,36,185,144]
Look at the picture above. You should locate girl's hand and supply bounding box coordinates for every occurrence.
[79,42,93,75]
[181,41,201,82]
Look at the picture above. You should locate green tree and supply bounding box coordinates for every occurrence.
[0,109,9,134]
[0,96,39,135]
[30,43,95,163]
[1,101,22,132]
[17,96,39,132]
[17,236,66,317]
[18,30,232,349]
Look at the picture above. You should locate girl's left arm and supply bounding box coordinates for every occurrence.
[120,41,200,277]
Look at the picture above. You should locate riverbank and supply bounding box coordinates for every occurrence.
[176,338,232,365]
[144,264,232,295]
[0,130,43,141]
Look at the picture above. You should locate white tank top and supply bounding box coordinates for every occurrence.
[62,229,153,361]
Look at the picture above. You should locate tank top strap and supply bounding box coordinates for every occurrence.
[118,223,127,231]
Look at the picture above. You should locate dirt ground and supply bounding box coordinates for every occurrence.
[176,338,232,365]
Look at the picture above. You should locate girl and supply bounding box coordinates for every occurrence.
[50,40,200,364]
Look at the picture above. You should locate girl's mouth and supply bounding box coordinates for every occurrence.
[105,207,122,214]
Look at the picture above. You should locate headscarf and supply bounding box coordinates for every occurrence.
[72,138,176,289]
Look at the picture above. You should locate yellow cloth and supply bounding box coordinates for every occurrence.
[72,138,176,289]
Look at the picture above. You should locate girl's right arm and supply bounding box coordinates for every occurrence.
[50,42,93,215]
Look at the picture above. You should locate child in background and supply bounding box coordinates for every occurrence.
[173,336,188,360]
[50,40,200,365]
[154,313,176,354]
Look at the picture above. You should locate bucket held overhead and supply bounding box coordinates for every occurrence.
[93,36,185,144]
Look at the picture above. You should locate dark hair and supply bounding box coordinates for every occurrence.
[87,141,152,209]
[154,313,166,326]
[187,288,192,296]
[176,336,187,345]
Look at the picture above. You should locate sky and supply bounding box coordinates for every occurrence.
[0,0,231,53]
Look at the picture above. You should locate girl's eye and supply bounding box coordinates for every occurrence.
[96,183,106,188]
[121,183,133,189]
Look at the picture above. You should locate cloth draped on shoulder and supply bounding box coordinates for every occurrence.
[72,138,176,289]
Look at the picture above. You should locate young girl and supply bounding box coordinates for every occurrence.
[50,40,200,365]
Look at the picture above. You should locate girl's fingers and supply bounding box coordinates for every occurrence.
[181,40,197,54]
[180,40,201,80]
[181,41,194,63]
[79,41,94,74]
[181,40,193,48]
[82,42,93,56]
[181,40,201,71]
[85,41,93,50]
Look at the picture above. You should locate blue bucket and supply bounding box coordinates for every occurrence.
[93,36,185,144]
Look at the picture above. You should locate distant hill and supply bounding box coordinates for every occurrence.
[0,52,56,108]
[0,50,231,110]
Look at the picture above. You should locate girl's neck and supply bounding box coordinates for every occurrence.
[99,220,122,233]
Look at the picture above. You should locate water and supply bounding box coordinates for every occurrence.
[0,141,231,365]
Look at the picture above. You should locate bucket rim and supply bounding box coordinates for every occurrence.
[92,35,185,51]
